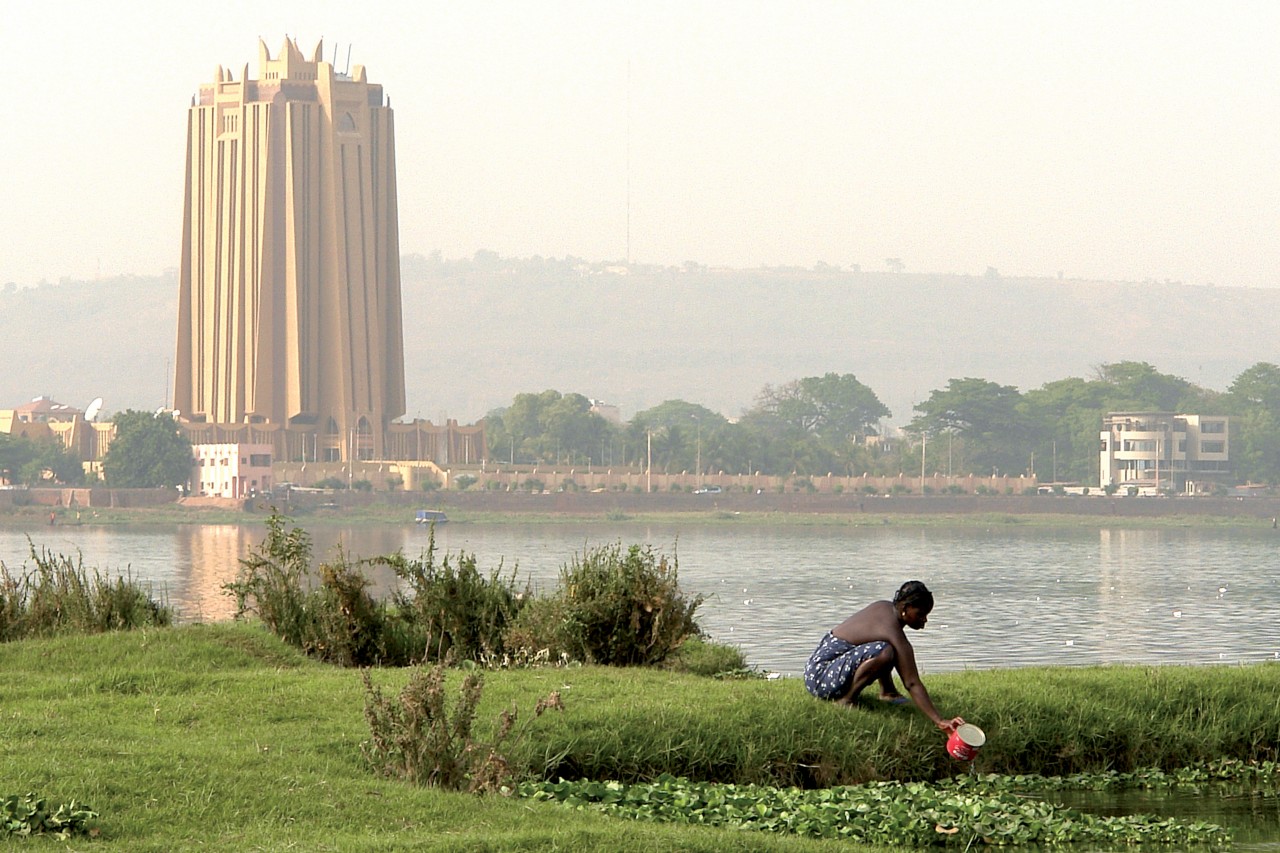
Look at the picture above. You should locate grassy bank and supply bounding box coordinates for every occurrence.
[3,624,1277,850]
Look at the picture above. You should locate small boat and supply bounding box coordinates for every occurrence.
[415,510,448,525]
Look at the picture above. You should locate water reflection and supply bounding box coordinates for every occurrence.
[3,522,1280,676]
[1054,786,1280,849]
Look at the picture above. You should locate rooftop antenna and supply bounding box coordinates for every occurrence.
[345,44,352,75]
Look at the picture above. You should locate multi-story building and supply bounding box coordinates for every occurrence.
[1099,412,1230,494]
[173,37,406,462]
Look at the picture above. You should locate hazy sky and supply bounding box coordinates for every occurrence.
[5,2,1278,288]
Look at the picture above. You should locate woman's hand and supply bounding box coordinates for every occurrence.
[937,716,965,734]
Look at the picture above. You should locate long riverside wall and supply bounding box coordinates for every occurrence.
[274,489,1280,522]
[0,487,179,510]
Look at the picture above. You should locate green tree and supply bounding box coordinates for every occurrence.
[740,375,890,476]
[756,373,890,442]
[1093,361,1197,411]
[102,410,194,488]
[1021,377,1112,483]
[629,400,728,474]
[484,391,615,466]
[1229,362,1280,412]
[0,434,83,486]
[909,378,1031,476]
[1226,363,1280,483]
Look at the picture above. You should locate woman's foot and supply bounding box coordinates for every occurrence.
[878,692,910,705]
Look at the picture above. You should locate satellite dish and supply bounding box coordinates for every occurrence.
[84,397,103,422]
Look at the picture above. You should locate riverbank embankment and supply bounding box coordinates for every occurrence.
[6,487,1280,527]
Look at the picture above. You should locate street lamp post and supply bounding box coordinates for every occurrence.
[646,430,652,493]
[695,420,701,480]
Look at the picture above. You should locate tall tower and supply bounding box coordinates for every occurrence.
[174,37,405,461]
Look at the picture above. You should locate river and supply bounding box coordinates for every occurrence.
[3,520,1279,676]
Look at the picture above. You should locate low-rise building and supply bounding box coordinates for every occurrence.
[192,443,273,499]
[1099,412,1229,495]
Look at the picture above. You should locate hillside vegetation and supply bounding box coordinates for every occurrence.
[2,257,1275,426]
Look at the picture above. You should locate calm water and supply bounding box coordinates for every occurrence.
[3,521,1280,676]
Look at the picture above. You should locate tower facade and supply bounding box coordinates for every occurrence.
[174,37,405,461]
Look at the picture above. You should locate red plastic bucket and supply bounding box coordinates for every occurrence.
[946,723,986,761]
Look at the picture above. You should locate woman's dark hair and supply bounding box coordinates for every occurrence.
[893,580,934,611]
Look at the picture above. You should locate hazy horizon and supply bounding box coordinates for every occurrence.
[6,2,1279,290]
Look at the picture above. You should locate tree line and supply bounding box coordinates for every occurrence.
[483,361,1280,486]
[7,360,1280,489]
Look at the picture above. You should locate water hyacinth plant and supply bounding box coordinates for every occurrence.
[1,793,98,840]
[519,774,1231,847]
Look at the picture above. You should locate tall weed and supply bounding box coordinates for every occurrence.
[0,545,171,640]
[224,512,314,647]
[361,661,563,792]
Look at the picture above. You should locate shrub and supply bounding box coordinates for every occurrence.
[551,542,703,666]
[862,485,879,495]
[361,662,563,792]
[313,476,348,490]
[523,478,545,493]
[224,515,394,666]
[503,596,575,661]
[383,532,529,663]
[454,474,477,491]
[661,637,749,676]
[420,479,439,492]
[308,553,392,666]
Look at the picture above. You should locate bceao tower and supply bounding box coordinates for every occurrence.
[174,37,405,461]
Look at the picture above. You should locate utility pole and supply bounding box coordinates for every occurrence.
[646,430,652,494]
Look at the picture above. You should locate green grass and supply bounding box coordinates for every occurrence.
[2,624,1278,849]
[0,626,849,851]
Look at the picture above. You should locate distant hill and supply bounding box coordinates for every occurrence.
[3,260,1275,426]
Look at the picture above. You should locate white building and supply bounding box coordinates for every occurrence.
[1099,412,1229,495]
[192,444,273,499]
